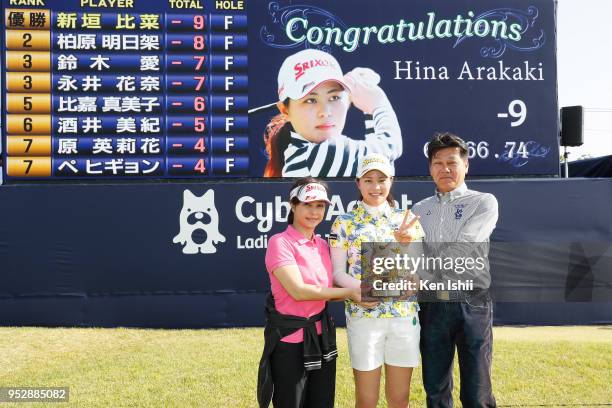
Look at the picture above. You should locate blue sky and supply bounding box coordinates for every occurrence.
[557,0,612,159]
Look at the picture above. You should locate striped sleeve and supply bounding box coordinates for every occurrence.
[283,136,359,177]
[363,103,403,160]
[281,101,402,177]
[282,141,312,177]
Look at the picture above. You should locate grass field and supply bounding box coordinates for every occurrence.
[1,326,611,407]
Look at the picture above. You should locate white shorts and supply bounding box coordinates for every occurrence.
[346,315,420,371]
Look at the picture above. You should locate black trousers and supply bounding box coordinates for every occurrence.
[419,295,496,408]
[270,339,336,408]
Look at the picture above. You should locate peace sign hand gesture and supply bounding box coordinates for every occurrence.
[393,210,420,243]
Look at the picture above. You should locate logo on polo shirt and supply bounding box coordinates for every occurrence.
[173,189,226,254]
[454,204,466,220]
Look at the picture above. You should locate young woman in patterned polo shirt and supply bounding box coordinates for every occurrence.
[329,153,424,408]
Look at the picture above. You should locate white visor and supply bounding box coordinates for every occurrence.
[289,183,332,204]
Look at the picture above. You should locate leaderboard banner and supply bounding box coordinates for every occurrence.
[1,0,248,179]
[1,0,559,180]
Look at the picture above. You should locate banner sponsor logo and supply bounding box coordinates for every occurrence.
[234,193,414,249]
[173,189,226,254]
[173,190,415,253]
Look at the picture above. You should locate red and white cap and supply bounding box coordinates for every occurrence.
[277,49,350,101]
[289,182,332,204]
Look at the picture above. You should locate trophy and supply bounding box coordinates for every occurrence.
[361,242,418,301]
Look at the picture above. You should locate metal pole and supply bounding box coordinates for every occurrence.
[564,146,569,178]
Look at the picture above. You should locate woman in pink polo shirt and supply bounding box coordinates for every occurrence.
[257,177,361,408]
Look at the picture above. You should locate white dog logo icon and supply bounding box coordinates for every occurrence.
[173,189,226,254]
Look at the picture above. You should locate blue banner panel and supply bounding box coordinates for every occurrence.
[0,179,611,327]
[247,0,560,177]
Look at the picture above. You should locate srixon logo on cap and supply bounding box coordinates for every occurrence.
[304,183,326,193]
[293,58,335,79]
[300,183,327,202]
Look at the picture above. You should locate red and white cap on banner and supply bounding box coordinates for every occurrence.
[277,49,351,101]
[289,183,332,204]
